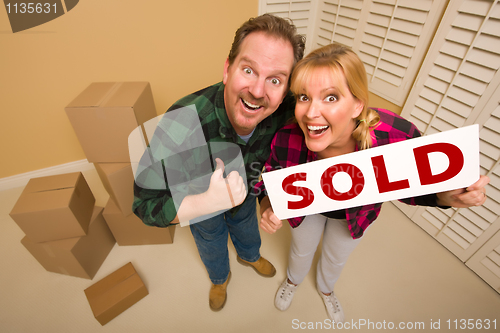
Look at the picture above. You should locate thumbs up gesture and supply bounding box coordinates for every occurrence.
[208,158,247,210]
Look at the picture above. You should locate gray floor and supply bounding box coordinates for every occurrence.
[1,168,499,332]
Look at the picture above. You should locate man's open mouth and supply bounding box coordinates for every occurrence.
[307,125,329,135]
[241,98,262,111]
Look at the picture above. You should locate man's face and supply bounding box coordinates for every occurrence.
[223,31,295,136]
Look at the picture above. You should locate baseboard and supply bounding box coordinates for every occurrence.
[0,159,94,191]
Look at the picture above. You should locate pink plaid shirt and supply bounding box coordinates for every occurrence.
[255,108,445,239]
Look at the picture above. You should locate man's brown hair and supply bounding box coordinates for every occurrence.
[228,14,306,67]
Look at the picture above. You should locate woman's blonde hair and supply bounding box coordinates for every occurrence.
[290,43,380,150]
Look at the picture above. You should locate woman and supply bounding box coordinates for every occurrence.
[255,43,488,323]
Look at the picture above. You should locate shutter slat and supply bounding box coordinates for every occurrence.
[492,2,500,19]
[470,205,498,224]
[468,47,500,70]
[475,33,500,55]
[365,23,389,39]
[367,11,391,27]
[443,227,470,249]
[415,97,437,115]
[420,86,443,105]
[378,59,406,77]
[370,2,395,17]
[398,0,433,12]
[454,74,487,96]
[441,40,469,59]
[461,61,495,83]
[387,29,419,47]
[448,221,476,244]
[384,39,414,57]
[461,208,492,229]
[452,12,485,32]
[374,68,403,86]
[483,18,500,37]
[422,210,444,231]
[381,49,410,67]
[446,27,476,46]
[458,0,493,17]
[483,116,500,135]
[395,6,427,25]
[441,96,472,118]
[429,65,455,83]
[391,18,424,36]
[487,250,500,267]
[436,108,467,128]
[339,0,364,10]
[480,257,500,278]
[411,107,433,124]
[447,85,480,108]
[424,76,449,95]
[480,139,500,164]
[455,214,484,237]
[435,53,461,71]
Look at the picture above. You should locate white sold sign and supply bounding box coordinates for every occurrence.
[262,125,480,220]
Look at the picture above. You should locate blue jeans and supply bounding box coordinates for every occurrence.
[189,195,261,284]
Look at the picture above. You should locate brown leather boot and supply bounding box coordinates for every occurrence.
[237,256,276,277]
[209,272,231,311]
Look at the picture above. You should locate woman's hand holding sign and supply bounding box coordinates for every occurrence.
[259,196,283,234]
[436,175,489,208]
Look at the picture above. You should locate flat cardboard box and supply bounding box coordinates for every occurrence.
[84,262,148,325]
[65,82,157,162]
[10,172,95,242]
[94,162,134,216]
[103,199,175,246]
[21,206,116,279]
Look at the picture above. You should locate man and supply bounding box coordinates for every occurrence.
[133,14,306,311]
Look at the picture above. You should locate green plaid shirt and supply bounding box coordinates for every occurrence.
[133,81,295,227]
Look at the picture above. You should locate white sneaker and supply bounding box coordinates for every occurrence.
[275,278,298,311]
[317,288,345,323]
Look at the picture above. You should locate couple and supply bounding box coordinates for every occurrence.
[133,14,489,322]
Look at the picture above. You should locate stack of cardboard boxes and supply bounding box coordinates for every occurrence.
[10,172,116,279]
[65,82,176,245]
[9,82,175,325]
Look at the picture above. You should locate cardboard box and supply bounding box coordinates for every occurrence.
[94,162,134,216]
[10,172,95,243]
[103,199,175,246]
[65,82,157,162]
[21,206,116,279]
[84,262,148,325]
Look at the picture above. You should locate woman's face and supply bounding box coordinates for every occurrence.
[294,66,364,157]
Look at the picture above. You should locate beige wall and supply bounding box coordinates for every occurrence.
[0,0,403,180]
[0,0,258,178]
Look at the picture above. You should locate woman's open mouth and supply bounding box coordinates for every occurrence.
[307,125,329,135]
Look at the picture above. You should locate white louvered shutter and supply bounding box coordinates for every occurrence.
[311,0,447,106]
[397,0,500,266]
[313,0,366,49]
[466,228,500,293]
[259,0,318,52]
